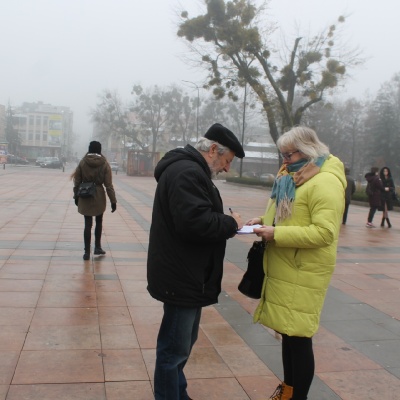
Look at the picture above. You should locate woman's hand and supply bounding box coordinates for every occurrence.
[246,217,262,226]
[253,225,275,241]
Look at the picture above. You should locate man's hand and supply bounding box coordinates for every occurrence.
[231,211,243,230]
[111,203,117,213]
[74,197,78,206]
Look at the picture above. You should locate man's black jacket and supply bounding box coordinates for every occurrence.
[147,145,238,307]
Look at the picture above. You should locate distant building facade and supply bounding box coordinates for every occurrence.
[236,141,279,176]
[12,102,73,161]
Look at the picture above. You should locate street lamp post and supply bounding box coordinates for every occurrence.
[239,84,247,178]
[182,80,200,142]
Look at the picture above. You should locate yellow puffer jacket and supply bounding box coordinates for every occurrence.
[253,155,345,337]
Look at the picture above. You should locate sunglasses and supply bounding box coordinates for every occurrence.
[280,150,299,160]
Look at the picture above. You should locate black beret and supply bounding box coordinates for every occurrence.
[204,123,245,158]
[88,141,102,154]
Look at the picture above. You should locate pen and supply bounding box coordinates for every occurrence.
[229,208,233,214]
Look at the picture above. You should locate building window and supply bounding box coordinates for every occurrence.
[43,134,47,141]
[19,117,27,127]
[29,116,34,126]
[28,133,33,140]
[35,133,40,141]
[36,116,41,126]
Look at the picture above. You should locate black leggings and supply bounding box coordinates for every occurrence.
[282,334,314,400]
[84,214,103,251]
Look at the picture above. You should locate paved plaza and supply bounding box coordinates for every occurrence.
[0,164,399,399]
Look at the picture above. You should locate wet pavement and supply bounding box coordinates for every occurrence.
[0,164,399,399]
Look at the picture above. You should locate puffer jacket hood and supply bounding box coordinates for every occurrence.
[154,145,211,182]
[320,154,347,192]
[82,153,107,169]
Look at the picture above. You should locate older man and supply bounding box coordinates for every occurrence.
[147,123,245,400]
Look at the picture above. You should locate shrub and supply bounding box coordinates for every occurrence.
[226,176,274,188]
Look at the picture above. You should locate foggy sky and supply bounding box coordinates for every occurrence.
[1,0,397,151]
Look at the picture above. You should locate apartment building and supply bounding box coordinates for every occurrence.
[12,101,73,161]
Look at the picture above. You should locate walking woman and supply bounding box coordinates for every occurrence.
[246,127,345,400]
[365,167,384,228]
[379,166,395,228]
[72,141,117,260]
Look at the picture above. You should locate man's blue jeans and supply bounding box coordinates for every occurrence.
[154,303,202,400]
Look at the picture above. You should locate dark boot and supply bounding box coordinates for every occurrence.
[94,219,105,255]
[83,247,90,260]
[381,218,385,227]
[386,218,392,228]
[94,247,106,255]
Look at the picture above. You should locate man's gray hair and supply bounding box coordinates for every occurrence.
[195,137,230,155]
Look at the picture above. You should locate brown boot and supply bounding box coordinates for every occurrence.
[269,382,293,400]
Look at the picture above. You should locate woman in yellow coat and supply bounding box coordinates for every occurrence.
[247,127,346,400]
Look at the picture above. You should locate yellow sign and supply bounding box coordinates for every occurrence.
[48,115,63,146]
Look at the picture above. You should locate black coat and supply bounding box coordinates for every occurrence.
[365,173,384,208]
[381,176,395,211]
[345,174,356,203]
[147,145,238,307]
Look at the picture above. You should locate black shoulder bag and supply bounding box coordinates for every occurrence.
[76,165,102,198]
[238,240,266,299]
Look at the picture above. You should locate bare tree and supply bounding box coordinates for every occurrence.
[177,0,363,143]
[90,89,144,150]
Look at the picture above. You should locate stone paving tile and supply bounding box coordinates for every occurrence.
[6,383,106,400]
[105,381,153,400]
[12,350,104,384]
[0,167,400,399]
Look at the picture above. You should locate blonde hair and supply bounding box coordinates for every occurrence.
[277,126,330,163]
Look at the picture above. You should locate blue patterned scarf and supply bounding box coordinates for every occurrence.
[271,156,327,222]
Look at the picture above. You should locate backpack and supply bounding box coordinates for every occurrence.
[365,182,373,196]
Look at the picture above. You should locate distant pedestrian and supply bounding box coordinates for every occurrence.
[379,166,395,228]
[72,141,117,260]
[365,167,384,228]
[342,167,356,225]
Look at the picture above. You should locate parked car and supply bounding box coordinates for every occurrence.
[259,173,275,184]
[40,157,62,169]
[109,162,119,172]
[7,154,29,165]
[242,171,259,179]
[35,157,47,166]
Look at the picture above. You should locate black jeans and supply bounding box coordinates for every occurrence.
[367,207,378,223]
[84,214,103,251]
[282,334,314,400]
